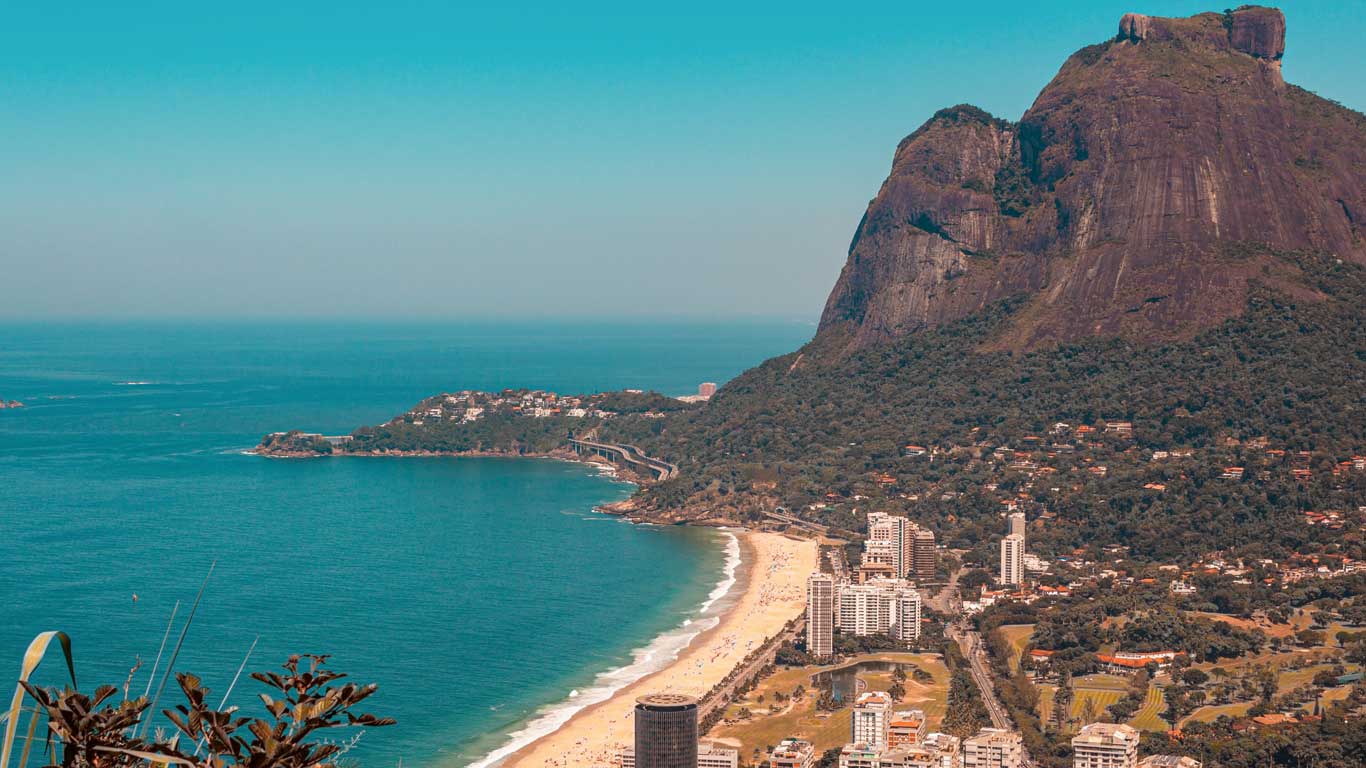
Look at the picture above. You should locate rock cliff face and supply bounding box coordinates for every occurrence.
[820,6,1366,349]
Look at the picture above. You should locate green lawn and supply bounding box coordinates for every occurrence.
[1037,674,1167,732]
[1178,661,1361,727]
[1129,685,1169,732]
[1181,701,1252,725]
[709,653,949,759]
[998,624,1035,673]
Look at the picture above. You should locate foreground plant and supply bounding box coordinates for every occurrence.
[12,654,392,768]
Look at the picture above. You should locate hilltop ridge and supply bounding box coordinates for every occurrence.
[819,6,1365,350]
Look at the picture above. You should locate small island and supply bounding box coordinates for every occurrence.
[0,398,25,409]
[255,387,700,482]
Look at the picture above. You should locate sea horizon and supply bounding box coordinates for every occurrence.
[0,318,809,766]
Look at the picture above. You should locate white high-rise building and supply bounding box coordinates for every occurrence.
[837,580,922,642]
[1000,534,1025,587]
[963,728,1024,768]
[1008,511,1026,540]
[866,512,914,578]
[839,582,897,635]
[1072,723,1139,768]
[806,573,835,659]
[852,691,893,747]
[863,539,900,570]
[893,589,922,643]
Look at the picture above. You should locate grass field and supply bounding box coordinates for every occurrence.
[708,653,949,758]
[1178,661,1362,727]
[998,624,1035,673]
[1036,673,1168,732]
[1128,684,1169,731]
[1181,701,1252,725]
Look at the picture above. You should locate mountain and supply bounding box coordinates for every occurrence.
[819,6,1366,350]
[598,6,1366,563]
[257,7,1366,566]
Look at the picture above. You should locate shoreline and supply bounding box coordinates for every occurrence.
[486,529,817,768]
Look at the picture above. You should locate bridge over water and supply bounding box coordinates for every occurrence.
[568,438,678,481]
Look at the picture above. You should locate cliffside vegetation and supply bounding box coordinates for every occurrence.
[607,251,1365,565]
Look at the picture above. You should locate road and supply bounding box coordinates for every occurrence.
[568,438,679,481]
[928,566,962,614]
[699,619,802,720]
[950,623,1036,767]
[763,509,829,536]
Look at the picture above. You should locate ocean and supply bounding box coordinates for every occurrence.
[0,319,811,767]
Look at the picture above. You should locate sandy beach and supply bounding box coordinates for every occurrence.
[498,530,818,768]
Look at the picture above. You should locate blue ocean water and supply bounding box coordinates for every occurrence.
[0,320,811,767]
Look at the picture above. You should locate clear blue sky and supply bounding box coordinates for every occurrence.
[2,1,1361,320]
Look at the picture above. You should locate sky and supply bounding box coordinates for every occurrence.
[2,1,1363,321]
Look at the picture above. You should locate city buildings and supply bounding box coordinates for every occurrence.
[865,512,937,581]
[868,512,913,578]
[1071,723,1139,768]
[888,709,927,747]
[807,573,835,659]
[696,743,739,768]
[837,580,922,641]
[838,733,961,768]
[770,738,816,768]
[852,691,893,747]
[633,694,699,768]
[620,743,738,768]
[918,733,962,768]
[893,589,922,644]
[1137,757,1201,768]
[1000,534,1025,587]
[912,528,937,581]
[1008,511,1026,539]
[838,743,882,768]
[963,728,1024,768]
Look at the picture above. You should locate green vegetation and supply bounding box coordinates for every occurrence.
[12,653,391,768]
[940,641,990,738]
[611,251,1366,567]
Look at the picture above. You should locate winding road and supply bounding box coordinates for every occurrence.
[568,438,679,481]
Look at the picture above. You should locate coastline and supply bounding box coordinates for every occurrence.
[483,529,818,768]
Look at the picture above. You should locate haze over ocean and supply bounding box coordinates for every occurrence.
[0,319,810,766]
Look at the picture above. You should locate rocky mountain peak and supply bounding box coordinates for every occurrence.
[819,5,1364,350]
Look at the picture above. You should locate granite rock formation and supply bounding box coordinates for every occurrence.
[819,6,1365,349]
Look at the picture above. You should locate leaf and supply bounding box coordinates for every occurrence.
[93,746,197,766]
[2,631,76,768]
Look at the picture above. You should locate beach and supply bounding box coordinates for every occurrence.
[497,530,818,768]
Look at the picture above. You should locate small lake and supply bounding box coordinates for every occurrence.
[812,660,913,702]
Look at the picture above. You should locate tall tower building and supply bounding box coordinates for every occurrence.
[1072,723,1139,768]
[1000,534,1025,587]
[851,691,893,747]
[893,588,922,643]
[1008,511,1026,540]
[912,528,937,581]
[866,512,913,578]
[633,694,698,768]
[806,573,835,659]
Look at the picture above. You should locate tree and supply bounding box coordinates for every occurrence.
[1182,668,1210,687]
[1051,675,1075,732]
[19,654,393,768]
[1297,628,1325,647]
[1081,696,1098,725]
[1256,666,1279,704]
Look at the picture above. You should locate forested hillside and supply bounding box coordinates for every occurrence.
[609,250,1365,563]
